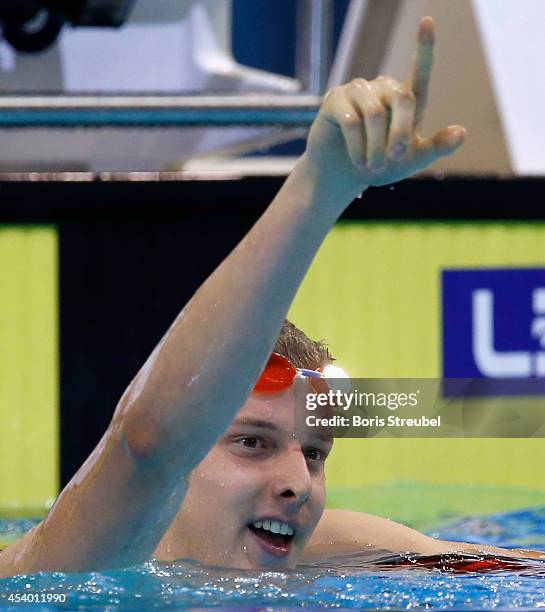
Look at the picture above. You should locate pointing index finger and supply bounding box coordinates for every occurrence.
[404,16,436,128]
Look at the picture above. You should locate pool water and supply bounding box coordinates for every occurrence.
[1,508,545,610]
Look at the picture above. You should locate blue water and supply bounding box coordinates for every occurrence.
[1,508,545,610]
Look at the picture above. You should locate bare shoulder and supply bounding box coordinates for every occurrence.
[303,509,443,556]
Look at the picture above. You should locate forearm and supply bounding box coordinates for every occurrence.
[118,153,363,473]
[313,511,545,563]
[443,541,545,561]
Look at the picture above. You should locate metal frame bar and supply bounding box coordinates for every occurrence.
[0,1,339,128]
[0,94,322,127]
[296,0,334,95]
[328,0,403,87]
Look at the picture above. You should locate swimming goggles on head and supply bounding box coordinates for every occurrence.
[253,352,350,393]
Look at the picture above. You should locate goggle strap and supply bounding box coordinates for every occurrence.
[298,368,323,379]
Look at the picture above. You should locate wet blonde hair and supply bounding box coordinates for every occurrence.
[273,319,334,371]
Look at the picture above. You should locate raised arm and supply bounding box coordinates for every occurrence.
[0,17,465,577]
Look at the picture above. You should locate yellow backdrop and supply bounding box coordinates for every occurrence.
[289,222,545,525]
[0,227,58,517]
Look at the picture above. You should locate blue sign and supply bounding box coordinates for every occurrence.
[442,268,545,393]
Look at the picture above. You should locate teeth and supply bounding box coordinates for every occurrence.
[252,519,294,536]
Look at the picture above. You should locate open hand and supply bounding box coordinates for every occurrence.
[305,17,466,190]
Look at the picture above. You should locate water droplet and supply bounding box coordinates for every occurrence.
[389,185,395,191]
[356,191,363,199]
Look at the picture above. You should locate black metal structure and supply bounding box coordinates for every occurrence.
[0,0,136,52]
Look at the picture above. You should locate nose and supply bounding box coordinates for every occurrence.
[270,446,312,506]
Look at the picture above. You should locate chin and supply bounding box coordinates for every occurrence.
[242,557,296,571]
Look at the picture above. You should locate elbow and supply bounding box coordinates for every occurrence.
[120,404,164,463]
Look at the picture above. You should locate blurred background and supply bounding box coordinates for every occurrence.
[1,0,544,529]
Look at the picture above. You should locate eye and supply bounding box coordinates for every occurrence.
[235,436,264,449]
[304,447,327,461]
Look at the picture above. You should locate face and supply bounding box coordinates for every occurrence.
[165,378,333,569]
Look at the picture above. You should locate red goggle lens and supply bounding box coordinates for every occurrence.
[254,353,297,392]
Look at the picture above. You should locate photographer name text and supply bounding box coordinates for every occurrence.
[306,414,441,428]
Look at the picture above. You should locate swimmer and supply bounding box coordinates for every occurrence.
[0,17,542,576]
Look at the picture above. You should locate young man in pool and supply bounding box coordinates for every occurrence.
[0,18,542,577]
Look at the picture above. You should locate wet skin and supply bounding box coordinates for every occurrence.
[154,378,333,569]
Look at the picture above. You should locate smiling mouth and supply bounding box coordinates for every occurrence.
[247,522,295,553]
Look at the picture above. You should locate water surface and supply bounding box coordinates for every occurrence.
[1,508,544,610]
